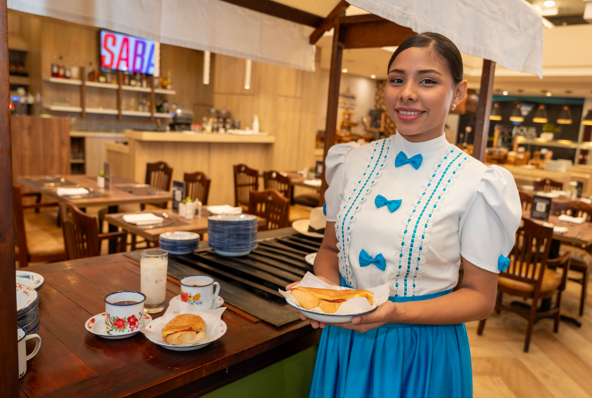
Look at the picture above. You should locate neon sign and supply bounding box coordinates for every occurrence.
[100,30,160,76]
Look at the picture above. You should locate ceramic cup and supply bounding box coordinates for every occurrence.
[18,327,41,379]
[104,291,146,334]
[180,275,220,309]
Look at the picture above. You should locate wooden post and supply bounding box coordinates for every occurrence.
[473,59,496,162]
[319,10,345,205]
[0,0,20,395]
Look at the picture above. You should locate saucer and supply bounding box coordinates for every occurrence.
[85,312,152,339]
[143,318,227,351]
[169,295,224,308]
[16,271,45,291]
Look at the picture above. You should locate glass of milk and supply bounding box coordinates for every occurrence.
[140,249,168,313]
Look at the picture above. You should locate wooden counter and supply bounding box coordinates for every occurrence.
[107,130,276,205]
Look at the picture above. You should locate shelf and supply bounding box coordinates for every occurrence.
[516,137,592,150]
[85,82,118,89]
[154,88,176,95]
[70,159,85,164]
[43,77,82,86]
[121,85,151,93]
[85,108,119,115]
[121,110,151,117]
[9,75,30,85]
[44,105,83,112]
[155,112,173,118]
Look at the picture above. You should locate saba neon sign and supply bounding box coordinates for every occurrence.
[100,30,160,76]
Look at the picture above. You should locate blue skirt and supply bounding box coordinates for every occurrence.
[308,289,473,398]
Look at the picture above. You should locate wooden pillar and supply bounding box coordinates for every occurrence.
[319,10,345,205]
[473,59,496,162]
[0,0,20,395]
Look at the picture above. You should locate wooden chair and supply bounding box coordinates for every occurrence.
[60,203,127,260]
[518,191,532,213]
[141,161,174,210]
[550,200,578,216]
[184,171,211,205]
[234,164,259,210]
[558,201,592,315]
[263,171,292,200]
[13,186,66,268]
[477,218,570,352]
[248,189,290,231]
[534,178,563,192]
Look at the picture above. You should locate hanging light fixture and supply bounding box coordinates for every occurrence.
[244,59,252,90]
[509,104,524,122]
[532,104,548,123]
[203,51,211,85]
[583,108,592,126]
[557,105,573,124]
[489,103,502,120]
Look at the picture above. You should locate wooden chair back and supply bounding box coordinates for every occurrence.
[248,189,290,230]
[234,164,259,208]
[518,191,532,213]
[263,171,292,200]
[550,201,578,217]
[503,218,553,294]
[575,202,592,222]
[144,161,173,209]
[534,178,563,192]
[60,203,126,260]
[184,171,211,205]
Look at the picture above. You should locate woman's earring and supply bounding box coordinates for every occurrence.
[451,104,456,110]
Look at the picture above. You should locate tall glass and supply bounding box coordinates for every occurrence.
[140,249,168,313]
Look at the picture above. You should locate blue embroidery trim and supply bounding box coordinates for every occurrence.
[498,255,511,272]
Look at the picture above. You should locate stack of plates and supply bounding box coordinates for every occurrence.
[159,231,200,255]
[17,284,40,334]
[208,214,258,256]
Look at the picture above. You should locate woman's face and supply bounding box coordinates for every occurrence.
[385,46,467,143]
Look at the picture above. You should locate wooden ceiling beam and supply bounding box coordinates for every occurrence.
[341,19,416,49]
[219,0,324,28]
[309,0,349,45]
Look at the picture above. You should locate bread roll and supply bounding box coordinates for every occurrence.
[291,287,374,314]
[162,314,207,345]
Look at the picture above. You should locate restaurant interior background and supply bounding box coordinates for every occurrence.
[8,0,592,397]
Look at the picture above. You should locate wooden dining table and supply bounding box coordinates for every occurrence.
[17,174,172,253]
[17,239,321,397]
[523,213,592,247]
[104,209,266,244]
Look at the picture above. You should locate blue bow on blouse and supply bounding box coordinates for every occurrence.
[395,151,423,170]
[359,249,386,271]
[375,195,402,213]
[498,255,511,272]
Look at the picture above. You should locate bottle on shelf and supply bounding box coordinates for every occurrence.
[58,56,65,78]
[166,71,172,90]
[64,58,71,79]
[105,69,112,84]
[87,62,96,82]
[123,71,130,86]
[71,56,79,80]
[129,72,137,87]
[98,67,107,83]
[141,74,147,88]
[51,55,59,77]
[161,74,168,90]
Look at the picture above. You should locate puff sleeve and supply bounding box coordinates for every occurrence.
[459,165,521,273]
[324,142,359,222]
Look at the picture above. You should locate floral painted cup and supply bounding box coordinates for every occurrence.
[104,291,146,334]
[180,275,220,309]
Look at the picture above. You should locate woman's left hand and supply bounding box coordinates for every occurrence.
[331,301,398,333]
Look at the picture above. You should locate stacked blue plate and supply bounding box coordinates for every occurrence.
[208,214,258,256]
[16,284,40,334]
[159,231,200,255]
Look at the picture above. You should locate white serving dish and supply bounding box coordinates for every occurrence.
[285,299,377,324]
[16,271,45,291]
[143,318,227,351]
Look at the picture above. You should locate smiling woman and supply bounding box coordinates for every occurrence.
[289,32,522,398]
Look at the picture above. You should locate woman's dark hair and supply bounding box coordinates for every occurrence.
[387,32,463,86]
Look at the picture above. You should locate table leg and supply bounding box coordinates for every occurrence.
[108,205,119,254]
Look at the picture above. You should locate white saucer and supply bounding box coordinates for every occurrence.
[85,312,152,339]
[16,271,45,291]
[304,252,317,266]
[285,298,377,324]
[292,219,323,238]
[143,318,227,351]
[169,295,224,308]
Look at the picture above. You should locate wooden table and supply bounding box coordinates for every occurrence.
[524,214,592,247]
[104,209,266,243]
[18,250,321,397]
[282,171,321,192]
[17,174,172,253]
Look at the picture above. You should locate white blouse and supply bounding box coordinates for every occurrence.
[325,133,521,296]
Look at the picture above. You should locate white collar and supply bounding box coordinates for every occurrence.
[392,132,449,156]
